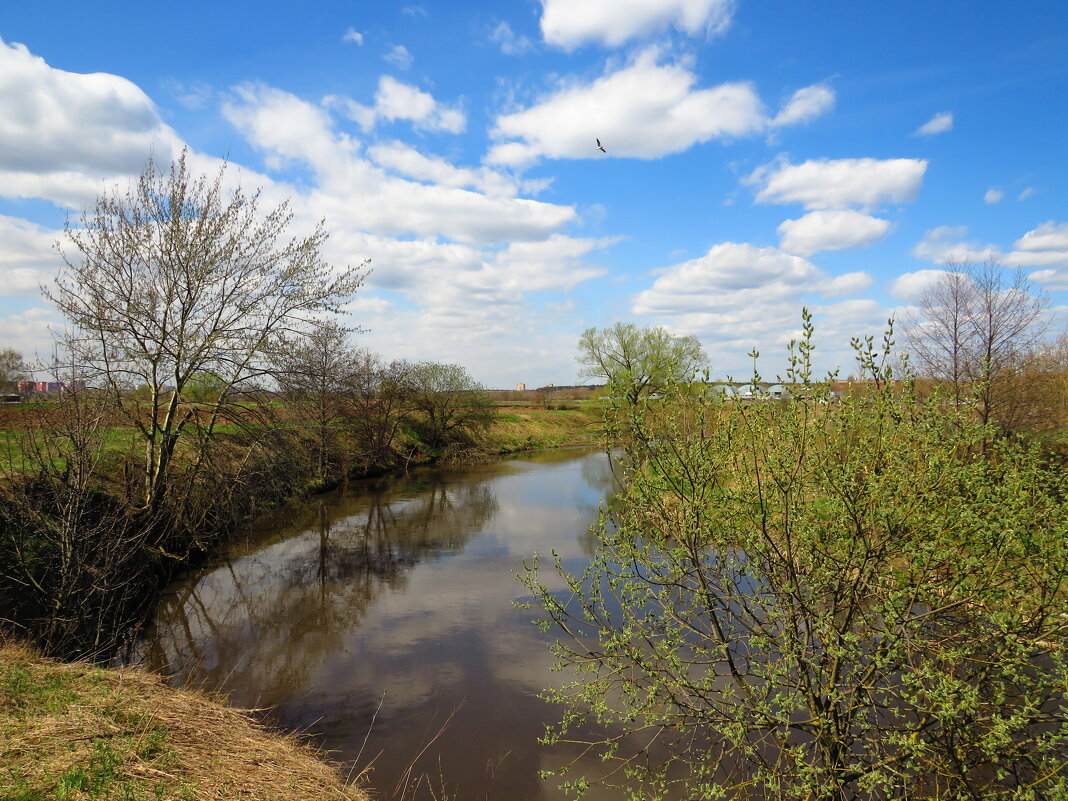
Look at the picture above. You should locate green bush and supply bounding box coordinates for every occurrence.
[525,315,1068,800]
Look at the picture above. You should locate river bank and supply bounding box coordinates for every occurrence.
[0,399,605,658]
[0,411,606,800]
[0,640,368,801]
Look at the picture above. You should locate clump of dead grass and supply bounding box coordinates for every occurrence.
[0,641,367,800]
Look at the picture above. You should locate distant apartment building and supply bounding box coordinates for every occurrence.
[17,380,86,396]
[516,382,526,391]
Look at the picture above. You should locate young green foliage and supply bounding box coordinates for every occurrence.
[526,314,1068,800]
[577,322,708,405]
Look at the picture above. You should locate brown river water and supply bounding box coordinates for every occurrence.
[128,447,636,801]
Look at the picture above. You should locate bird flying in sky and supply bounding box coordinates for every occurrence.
[596,138,607,154]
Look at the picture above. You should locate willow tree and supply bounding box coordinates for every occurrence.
[527,320,1068,800]
[577,323,708,404]
[0,347,28,394]
[403,361,492,450]
[49,151,366,525]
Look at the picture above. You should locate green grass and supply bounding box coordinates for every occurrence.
[486,405,603,452]
[1,661,85,720]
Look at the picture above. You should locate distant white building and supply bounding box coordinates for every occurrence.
[516,382,526,391]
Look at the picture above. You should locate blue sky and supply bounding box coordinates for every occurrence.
[1,0,1066,386]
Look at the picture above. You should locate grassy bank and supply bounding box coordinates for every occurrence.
[0,641,366,801]
[483,401,603,453]
[0,400,605,472]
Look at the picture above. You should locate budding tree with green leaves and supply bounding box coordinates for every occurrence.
[0,348,28,394]
[577,323,708,404]
[403,361,493,450]
[527,312,1068,801]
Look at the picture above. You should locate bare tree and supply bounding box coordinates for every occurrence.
[344,351,413,470]
[904,259,1051,428]
[274,323,364,485]
[48,151,366,525]
[967,259,1051,424]
[903,262,977,408]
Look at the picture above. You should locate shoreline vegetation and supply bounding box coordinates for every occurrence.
[0,399,602,800]
[0,386,605,659]
[525,318,1068,800]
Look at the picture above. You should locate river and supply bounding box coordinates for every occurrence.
[129,447,631,801]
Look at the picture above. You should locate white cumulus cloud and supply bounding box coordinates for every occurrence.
[0,35,184,208]
[629,243,881,376]
[910,226,999,264]
[633,242,869,317]
[343,28,364,45]
[909,221,1068,291]
[777,210,891,256]
[0,215,62,296]
[0,307,63,359]
[326,75,465,134]
[746,157,928,211]
[487,50,834,166]
[984,188,1003,204]
[483,234,614,292]
[224,83,576,245]
[540,0,734,49]
[368,140,519,197]
[1013,221,1068,253]
[913,111,953,136]
[889,269,952,302]
[1007,222,1068,288]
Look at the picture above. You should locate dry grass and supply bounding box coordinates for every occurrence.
[0,641,368,801]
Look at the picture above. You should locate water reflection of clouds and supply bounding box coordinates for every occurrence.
[135,448,619,801]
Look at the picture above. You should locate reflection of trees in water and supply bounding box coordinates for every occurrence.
[137,478,498,702]
[129,450,639,801]
[579,449,620,497]
[577,451,623,556]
